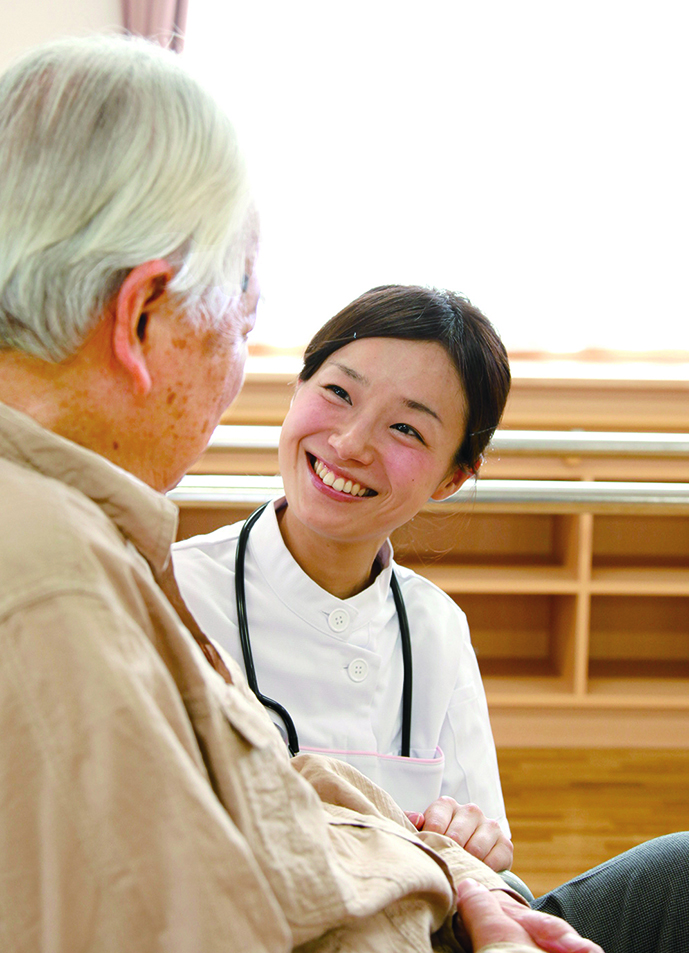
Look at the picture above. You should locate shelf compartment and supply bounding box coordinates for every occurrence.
[592,515,689,570]
[418,564,580,594]
[590,566,689,595]
[588,595,689,699]
[392,512,581,570]
[457,593,579,695]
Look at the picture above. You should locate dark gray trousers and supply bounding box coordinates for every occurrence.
[531,832,689,953]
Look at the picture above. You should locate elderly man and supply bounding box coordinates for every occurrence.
[0,35,686,953]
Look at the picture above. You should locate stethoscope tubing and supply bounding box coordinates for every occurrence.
[235,501,413,758]
[235,502,301,755]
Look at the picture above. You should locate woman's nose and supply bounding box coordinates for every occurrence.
[327,420,375,464]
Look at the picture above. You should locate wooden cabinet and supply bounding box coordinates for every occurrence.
[386,504,689,746]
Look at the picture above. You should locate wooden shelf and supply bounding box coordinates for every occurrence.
[392,507,689,747]
[416,565,581,594]
[588,665,689,703]
[590,567,689,594]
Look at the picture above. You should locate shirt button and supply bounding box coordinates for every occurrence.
[328,608,349,632]
[348,658,368,682]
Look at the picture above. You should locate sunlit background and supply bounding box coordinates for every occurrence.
[183,1,688,357]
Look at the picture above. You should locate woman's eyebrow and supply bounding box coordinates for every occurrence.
[328,360,368,384]
[404,398,442,424]
[327,360,443,424]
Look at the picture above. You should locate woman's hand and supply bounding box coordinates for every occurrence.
[406,797,513,872]
[456,879,604,953]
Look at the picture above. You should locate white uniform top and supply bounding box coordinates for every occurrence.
[173,499,508,833]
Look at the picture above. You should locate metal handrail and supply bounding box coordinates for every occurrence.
[209,425,282,449]
[208,425,689,456]
[169,475,689,509]
[490,431,689,455]
[171,474,284,504]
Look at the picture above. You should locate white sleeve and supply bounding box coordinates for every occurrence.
[172,538,244,660]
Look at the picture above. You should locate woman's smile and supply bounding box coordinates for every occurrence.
[308,453,377,498]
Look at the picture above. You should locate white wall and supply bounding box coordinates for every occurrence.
[0,0,121,69]
[184,2,688,357]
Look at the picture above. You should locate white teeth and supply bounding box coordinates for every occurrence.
[312,459,370,497]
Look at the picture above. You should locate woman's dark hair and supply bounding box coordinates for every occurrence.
[300,285,511,472]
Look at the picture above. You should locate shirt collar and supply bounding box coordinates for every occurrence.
[0,401,177,572]
[249,498,394,635]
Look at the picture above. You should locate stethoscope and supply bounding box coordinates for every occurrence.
[235,501,413,758]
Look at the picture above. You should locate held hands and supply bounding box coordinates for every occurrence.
[456,879,604,953]
[406,797,513,872]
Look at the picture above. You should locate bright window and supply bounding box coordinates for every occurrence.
[183,1,688,358]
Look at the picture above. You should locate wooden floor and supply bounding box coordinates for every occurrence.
[498,748,689,898]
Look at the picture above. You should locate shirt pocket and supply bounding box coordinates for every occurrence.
[221,685,285,750]
[301,745,446,814]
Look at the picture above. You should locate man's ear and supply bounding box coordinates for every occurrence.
[429,463,477,502]
[111,260,174,395]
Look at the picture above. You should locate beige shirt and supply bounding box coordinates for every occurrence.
[0,401,529,953]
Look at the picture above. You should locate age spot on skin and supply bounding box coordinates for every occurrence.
[112,441,119,450]
[171,337,188,350]
[166,392,177,405]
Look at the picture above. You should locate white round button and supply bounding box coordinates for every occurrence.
[328,608,350,632]
[348,658,368,682]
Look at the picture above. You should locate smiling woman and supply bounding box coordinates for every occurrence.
[173,285,516,874]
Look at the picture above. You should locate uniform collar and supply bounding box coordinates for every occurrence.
[248,498,394,637]
[0,401,177,572]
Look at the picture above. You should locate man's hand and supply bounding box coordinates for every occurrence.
[456,879,605,953]
[407,797,513,872]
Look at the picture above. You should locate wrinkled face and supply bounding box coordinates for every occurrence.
[155,261,260,490]
[278,336,469,549]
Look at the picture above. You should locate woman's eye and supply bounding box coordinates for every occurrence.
[392,423,424,443]
[325,384,351,403]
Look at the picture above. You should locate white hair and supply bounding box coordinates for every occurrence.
[0,35,253,360]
